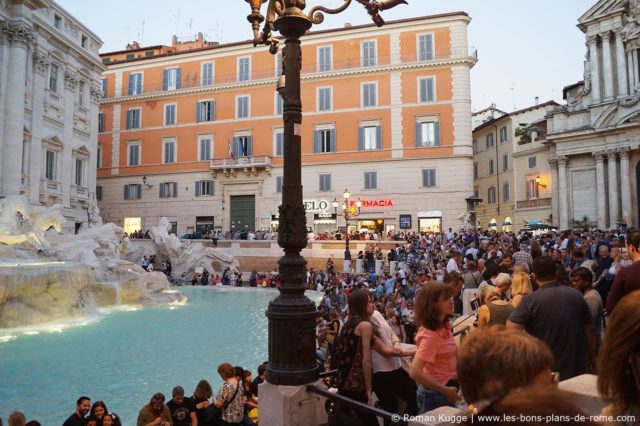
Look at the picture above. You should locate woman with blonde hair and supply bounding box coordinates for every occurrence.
[477,286,514,328]
[510,272,532,308]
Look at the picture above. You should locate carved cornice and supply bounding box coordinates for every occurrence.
[556,155,568,166]
[601,31,612,41]
[64,69,79,90]
[593,151,605,161]
[605,149,618,159]
[33,50,51,74]
[547,157,558,168]
[618,146,631,159]
[100,57,476,105]
[3,22,35,47]
[89,84,102,103]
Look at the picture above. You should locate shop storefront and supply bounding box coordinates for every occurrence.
[502,217,513,232]
[357,219,385,233]
[124,217,142,235]
[314,212,337,234]
[270,215,279,233]
[489,218,498,230]
[418,211,442,233]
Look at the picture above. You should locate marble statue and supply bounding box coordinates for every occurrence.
[0,195,63,251]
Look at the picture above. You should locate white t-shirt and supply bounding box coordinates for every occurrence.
[447,258,460,273]
[369,310,402,373]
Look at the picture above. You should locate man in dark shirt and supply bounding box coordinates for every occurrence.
[607,230,640,314]
[507,256,595,380]
[62,396,91,426]
[252,362,267,397]
[166,386,196,426]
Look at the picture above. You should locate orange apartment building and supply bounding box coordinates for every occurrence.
[97,13,477,237]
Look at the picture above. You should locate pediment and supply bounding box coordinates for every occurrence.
[579,0,627,24]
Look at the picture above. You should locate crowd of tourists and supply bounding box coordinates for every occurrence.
[2,363,267,426]
[311,227,640,424]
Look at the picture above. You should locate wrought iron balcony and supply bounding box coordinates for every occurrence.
[210,155,272,178]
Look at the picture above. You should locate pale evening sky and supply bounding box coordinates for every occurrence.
[57,0,596,112]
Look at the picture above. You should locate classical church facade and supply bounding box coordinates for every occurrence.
[547,0,640,230]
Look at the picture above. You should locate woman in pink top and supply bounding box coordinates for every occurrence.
[410,281,459,413]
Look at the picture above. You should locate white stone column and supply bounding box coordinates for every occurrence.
[548,157,560,227]
[601,32,615,101]
[593,152,607,229]
[557,156,569,230]
[627,50,636,93]
[615,30,629,97]
[619,147,632,227]
[1,23,33,196]
[634,50,640,91]
[29,50,50,203]
[588,36,601,103]
[607,150,619,227]
[62,68,78,208]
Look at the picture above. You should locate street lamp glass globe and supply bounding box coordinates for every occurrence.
[343,190,350,199]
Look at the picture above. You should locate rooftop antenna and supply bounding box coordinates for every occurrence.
[510,82,516,110]
[173,9,180,39]
[137,20,145,45]
[188,18,193,40]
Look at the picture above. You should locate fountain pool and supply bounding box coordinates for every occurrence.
[0,286,321,425]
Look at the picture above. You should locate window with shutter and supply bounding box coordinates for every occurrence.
[202,62,214,86]
[275,132,283,156]
[164,104,176,126]
[422,169,436,187]
[528,156,537,168]
[276,176,283,193]
[275,93,283,115]
[486,133,494,148]
[489,159,495,176]
[503,183,510,202]
[488,187,496,204]
[98,113,105,133]
[362,83,377,107]
[503,154,509,171]
[128,73,142,95]
[419,78,435,103]
[473,163,478,179]
[418,34,434,61]
[238,57,251,81]
[318,46,332,72]
[500,126,508,143]
[163,141,176,164]
[319,174,331,192]
[364,171,378,189]
[199,138,211,161]
[237,96,250,119]
[416,122,440,147]
[165,68,179,91]
[128,144,140,166]
[318,87,332,111]
[198,101,215,122]
[361,126,380,150]
[362,41,376,67]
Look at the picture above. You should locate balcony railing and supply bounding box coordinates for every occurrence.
[211,155,272,170]
[102,46,477,100]
[517,197,552,209]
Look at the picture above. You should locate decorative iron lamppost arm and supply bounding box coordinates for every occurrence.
[244,0,408,388]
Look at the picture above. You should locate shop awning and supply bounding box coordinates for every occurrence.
[314,219,337,224]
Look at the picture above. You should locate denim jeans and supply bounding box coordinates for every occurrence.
[417,384,449,414]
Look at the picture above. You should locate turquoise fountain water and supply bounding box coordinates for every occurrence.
[0,287,319,425]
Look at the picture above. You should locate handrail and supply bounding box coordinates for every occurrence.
[307,384,409,426]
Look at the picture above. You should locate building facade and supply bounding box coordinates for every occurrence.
[97,14,477,236]
[547,0,640,230]
[0,0,104,232]
[472,101,557,232]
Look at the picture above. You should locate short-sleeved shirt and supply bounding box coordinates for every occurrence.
[414,324,457,387]
[508,281,591,380]
[217,381,244,423]
[136,404,172,426]
[166,397,196,426]
[606,261,640,314]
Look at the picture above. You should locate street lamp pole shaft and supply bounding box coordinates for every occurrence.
[266,12,318,386]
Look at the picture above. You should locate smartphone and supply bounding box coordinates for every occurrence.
[470,297,480,311]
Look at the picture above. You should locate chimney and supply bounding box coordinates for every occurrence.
[535,96,539,106]
[171,35,178,46]
[344,23,352,29]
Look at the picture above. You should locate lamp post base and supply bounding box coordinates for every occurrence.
[343,259,352,273]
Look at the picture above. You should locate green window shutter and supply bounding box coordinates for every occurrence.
[376,126,382,149]
[314,130,321,153]
[415,122,422,147]
[330,129,336,152]
[159,183,165,198]
[195,181,201,196]
[434,122,441,146]
[358,127,364,150]
[247,136,253,156]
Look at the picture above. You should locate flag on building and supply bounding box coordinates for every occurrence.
[228,140,234,159]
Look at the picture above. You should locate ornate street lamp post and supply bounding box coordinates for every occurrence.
[244,0,408,387]
[333,189,361,272]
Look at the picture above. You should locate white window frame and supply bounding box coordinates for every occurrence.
[124,184,141,200]
[499,126,508,143]
[273,129,284,157]
[526,177,540,199]
[418,76,436,103]
[129,72,143,95]
[159,182,178,199]
[361,39,377,68]
[417,32,435,61]
[486,132,494,148]
[126,108,142,130]
[45,149,57,181]
[274,92,283,116]
[416,120,439,147]
[127,141,141,166]
[237,56,251,82]
[165,67,179,91]
[316,127,334,153]
[198,135,212,161]
[197,99,215,122]
[489,159,495,176]
[361,81,378,108]
[275,52,283,78]
[317,45,333,73]
[164,103,177,126]
[317,86,332,112]
[100,78,107,98]
[488,186,497,204]
[74,157,86,187]
[503,153,509,171]
[196,180,214,197]
[162,139,177,164]
[201,61,214,86]
[236,95,250,119]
